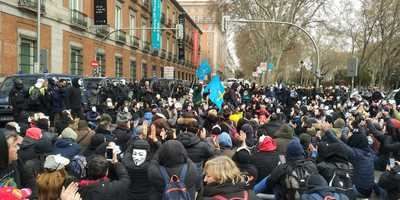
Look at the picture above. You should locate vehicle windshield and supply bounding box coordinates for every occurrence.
[0,76,38,97]
[84,78,103,89]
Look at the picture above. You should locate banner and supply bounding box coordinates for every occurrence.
[151,0,161,50]
[94,0,107,25]
[192,30,199,67]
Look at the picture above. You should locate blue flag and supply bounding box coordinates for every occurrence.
[196,60,212,81]
[205,75,225,109]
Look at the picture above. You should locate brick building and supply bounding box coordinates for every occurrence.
[177,0,226,74]
[0,0,201,81]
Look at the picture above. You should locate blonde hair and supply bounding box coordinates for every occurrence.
[204,156,242,184]
[36,169,67,200]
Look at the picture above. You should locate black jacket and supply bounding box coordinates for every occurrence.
[78,163,130,200]
[122,143,152,200]
[9,86,28,111]
[112,127,131,152]
[202,182,259,200]
[378,166,400,200]
[66,78,82,110]
[177,131,214,164]
[251,150,280,183]
[0,160,37,198]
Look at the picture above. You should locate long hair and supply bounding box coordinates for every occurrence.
[204,156,243,185]
[0,129,18,168]
[36,169,67,200]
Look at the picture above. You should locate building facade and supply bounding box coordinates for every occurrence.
[0,0,201,81]
[176,0,226,74]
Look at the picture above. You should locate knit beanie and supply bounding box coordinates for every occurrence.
[286,138,305,160]
[61,127,78,141]
[218,132,232,148]
[258,136,277,152]
[333,118,345,129]
[25,128,42,141]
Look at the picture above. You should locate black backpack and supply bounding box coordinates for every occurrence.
[326,162,353,193]
[284,161,315,200]
[159,164,191,200]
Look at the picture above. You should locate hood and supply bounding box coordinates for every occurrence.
[21,137,36,150]
[72,78,80,88]
[55,138,75,148]
[123,139,151,169]
[156,140,188,168]
[276,124,294,139]
[318,142,351,163]
[34,137,53,154]
[203,182,246,197]
[348,133,369,150]
[177,131,200,147]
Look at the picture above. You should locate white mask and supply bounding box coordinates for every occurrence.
[132,149,147,166]
[123,106,129,113]
[92,106,97,112]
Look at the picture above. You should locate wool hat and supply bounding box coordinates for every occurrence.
[132,139,150,151]
[348,133,369,150]
[6,122,20,134]
[61,127,78,141]
[286,138,305,160]
[258,136,277,152]
[299,133,312,148]
[25,128,42,141]
[99,114,112,125]
[333,118,345,129]
[44,154,70,171]
[218,132,232,148]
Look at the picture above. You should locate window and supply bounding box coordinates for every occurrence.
[129,11,136,37]
[142,63,147,79]
[172,38,175,56]
[166,5,170,21]
[70,0,82,11]
[141,20,147,47]
[115,57,123,78]
[115,4,122,30]
[96,52,106,77]
[130,60,136,80]
[160,66,164,78]
[70,47,83,75]
[166,35,170,53]
[19,38,37,74]
[152,65,157,77]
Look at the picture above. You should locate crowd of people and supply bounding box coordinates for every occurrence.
[1,76,400,200]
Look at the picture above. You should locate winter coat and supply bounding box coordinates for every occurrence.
[0,160,37,198]
[53,138,81,160]
[147,140,201,200]
[202,182,259,200]
[251,150,280,183]
[78,163,130,200]
[9,86,28,112]
[122,139,152,200]
[325,130,375,197]
[49,86,66,113]
[65,78,82,110]
[378,166,400,200]
[19,137,38,162]
[177,131,214,164]
[95,126,114,141]
[77,129,95,152]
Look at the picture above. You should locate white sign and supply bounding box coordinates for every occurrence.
[252,72,259,77]
[164,66,175,79]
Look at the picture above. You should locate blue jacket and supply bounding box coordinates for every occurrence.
[53,138,81,160]
[325,130,375,196]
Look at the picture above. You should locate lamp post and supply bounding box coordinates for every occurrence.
[36,0,41,73]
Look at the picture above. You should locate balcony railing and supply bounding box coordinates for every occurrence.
[95,25,110,37]
[167,52,172,61]
[70,9,88,29]
[143,41,151,53]
[160,49,166,59]
[152,49,159,56]
[18,0,46,14]
[129,36,140,49]
[115,31,127,44]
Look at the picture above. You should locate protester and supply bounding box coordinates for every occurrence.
[202,156,259,199]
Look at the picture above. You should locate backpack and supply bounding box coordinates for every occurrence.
[302,192,347,200]
[213,191,249,200]
[326,162,353,193]
[223,122,240,143]
[159,164,191,200]
[284,161,314,200]
[68,155,87,179]
[29,87,41,105]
